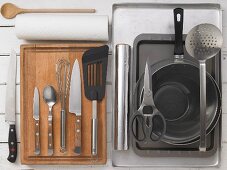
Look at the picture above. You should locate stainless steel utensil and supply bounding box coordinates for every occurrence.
[5,50,17,163]
[185,23,223,151]
[131,9,221,145]
[43,85,56,156]
[56,59,70,153]
[33,87,40,155]
[130,62,166,142]
[69,59,82,155]
[114,44,130,150]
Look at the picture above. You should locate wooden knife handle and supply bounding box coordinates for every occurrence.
[34,119,40,155]
[48,115,53,156]
[7,124,17,163]
[74,115,81,155]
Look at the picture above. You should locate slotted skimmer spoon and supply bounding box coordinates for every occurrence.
[185,23,223,151]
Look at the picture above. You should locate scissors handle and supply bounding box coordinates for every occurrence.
[144,112,166,142]
[130,111,145,142]
[130,110,166,142]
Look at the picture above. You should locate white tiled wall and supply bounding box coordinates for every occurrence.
[0,0,227,170]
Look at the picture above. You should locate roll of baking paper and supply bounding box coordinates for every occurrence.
[15,14,109,41]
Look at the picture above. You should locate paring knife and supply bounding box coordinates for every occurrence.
[5,50,17,163]
[69,59,82,155]
[33,87,40,155]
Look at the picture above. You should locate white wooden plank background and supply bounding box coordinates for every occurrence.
[0,0,227,170]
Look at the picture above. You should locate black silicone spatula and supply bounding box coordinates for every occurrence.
[82,45,109,156]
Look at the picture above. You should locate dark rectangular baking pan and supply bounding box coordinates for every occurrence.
[130,34,221,157]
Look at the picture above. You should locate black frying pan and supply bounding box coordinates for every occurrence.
[142,8,221,144]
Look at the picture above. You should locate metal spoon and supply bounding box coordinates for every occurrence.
[43,85,56,156]
[185,23,223,151]
[1,3,96,19]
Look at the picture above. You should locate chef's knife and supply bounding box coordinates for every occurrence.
[69,59,82,155]
[5,50,17,163]
[33,87,40,155]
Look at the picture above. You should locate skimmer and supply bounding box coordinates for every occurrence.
[185,23,223,151]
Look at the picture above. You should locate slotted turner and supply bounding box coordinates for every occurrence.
[82,45,109,156]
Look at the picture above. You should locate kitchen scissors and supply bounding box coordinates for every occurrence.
[130,62,166,142]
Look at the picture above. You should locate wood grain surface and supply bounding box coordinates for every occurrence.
[20,43,107,165]
[0,0,226,169]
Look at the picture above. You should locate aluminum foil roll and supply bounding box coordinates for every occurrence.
[114,44,131,150]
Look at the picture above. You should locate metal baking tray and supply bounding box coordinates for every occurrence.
[131,34,221,157]
[112,3,222,167]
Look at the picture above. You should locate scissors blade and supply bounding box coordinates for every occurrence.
[143,62,155,106]
[144,62,151,94]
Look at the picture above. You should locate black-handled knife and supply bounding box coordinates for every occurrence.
[5,50,17,163]
[7,125,17,162]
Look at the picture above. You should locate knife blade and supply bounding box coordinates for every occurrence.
[5,50,17,163]
[33,87,40,155]
[69,59,82,155]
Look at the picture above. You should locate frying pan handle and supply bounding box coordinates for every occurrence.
[174,8,184,55]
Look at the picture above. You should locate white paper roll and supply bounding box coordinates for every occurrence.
[15,14,109,41]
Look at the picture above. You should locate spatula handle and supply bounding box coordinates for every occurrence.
[91,100,97,156]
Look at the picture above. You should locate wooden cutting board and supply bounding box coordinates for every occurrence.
[20,43,107,165]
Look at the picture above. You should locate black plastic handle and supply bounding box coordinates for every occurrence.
[174,8,184,55]
[130,110,166,143]
[7,124,17,163]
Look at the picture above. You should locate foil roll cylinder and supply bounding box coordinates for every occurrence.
[114,44,131,150]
